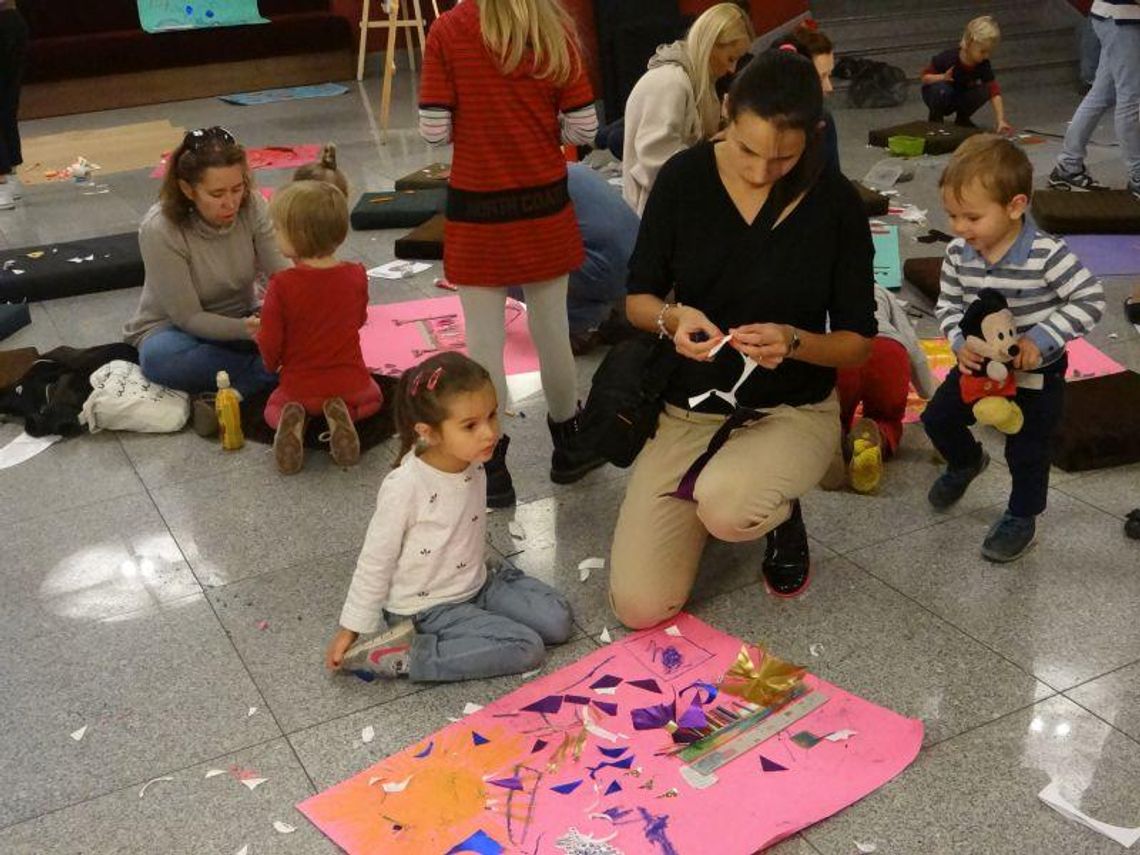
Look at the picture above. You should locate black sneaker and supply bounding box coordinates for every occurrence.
[1125,509,1140,541]
[928,449,990,510]
[1048,166,1107,191]
[1124,297,1140,325]
[927,110,945,123]
[954,114,978,128]
[485,435,516,508]
[981,512,1036,562]
[548,408,607,484]
[762,500,811,597]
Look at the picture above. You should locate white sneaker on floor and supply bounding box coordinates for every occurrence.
[0,184,14,210]
[8,177,22,200]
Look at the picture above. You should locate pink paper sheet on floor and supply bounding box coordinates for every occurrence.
[358,295,539,377]
[902,337,1125,423]
[297,614,923,854]
[150,144,321,178]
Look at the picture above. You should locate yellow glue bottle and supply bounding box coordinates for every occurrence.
[215,370,244,451]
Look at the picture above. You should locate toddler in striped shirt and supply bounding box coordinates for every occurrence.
[921,135,1104,562]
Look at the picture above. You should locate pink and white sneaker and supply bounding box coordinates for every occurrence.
[342,619,415,678]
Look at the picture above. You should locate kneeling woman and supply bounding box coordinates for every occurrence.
[610,51,876,628]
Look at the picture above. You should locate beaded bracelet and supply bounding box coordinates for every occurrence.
[655,302,680,339]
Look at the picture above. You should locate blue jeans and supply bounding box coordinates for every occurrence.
[1058,15,1140,186]
[394,563,573,682]
[138,327,276,398]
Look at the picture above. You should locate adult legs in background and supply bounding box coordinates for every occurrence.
[0,8,29,208]
[1079,17,1101,90]
[139,327,276,398]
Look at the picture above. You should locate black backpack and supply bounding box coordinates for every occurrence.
[843,57,909,108]
[581,332,679,468]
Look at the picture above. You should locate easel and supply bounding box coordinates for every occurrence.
[356,0,436,140]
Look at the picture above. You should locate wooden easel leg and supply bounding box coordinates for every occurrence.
[402,0,417,73]
[379,0,401,142]
[412,0,428,62]
[356,0,372,81]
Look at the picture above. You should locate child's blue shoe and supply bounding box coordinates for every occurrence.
[928,449,990,510]
[982,512,1036,563]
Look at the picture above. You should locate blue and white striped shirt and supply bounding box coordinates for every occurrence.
[936,218,1105,367]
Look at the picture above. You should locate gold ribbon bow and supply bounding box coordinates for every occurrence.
[720,644,806,707]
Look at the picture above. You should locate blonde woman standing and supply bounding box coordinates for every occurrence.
[622,2,754,215]
[418,0,603,508]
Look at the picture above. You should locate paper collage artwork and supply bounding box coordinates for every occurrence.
[297,614,923,854]
[136,0,269,33]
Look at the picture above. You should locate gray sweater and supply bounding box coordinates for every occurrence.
[123,194,289,346]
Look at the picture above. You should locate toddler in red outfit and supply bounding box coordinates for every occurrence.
[258,180,381,474]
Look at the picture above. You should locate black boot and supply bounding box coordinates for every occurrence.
[762,500,810,597]
[548,408,607,484]
[485,435,516,508]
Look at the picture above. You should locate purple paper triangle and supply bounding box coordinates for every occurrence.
[604,780,622,796]
[677,700,707,730]
[589,674,623,690]
[472,731,490,746]
[597,746,628,759]
[521,695,563,715]
[592,700,619,717]
[413,740,434,758]
[531,739,548,753]
[628,678,662,694]
[551,779,583,794]
[760,755,787,772]
[563,695,591,705]
[488,776,524,791]
[444,829,504,855]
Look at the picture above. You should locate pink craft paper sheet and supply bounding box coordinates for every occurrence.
[297,614,923,854]
[150,144,321,178]
[358,296,540,377]
[902,337,1124,423]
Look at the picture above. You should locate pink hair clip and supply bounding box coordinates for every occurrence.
[425,366,443,391]
[778,43,798,53]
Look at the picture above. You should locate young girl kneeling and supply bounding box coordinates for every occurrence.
[258,180,382,473]
[325,352,574,681]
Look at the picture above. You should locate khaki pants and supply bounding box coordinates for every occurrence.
[609,393,840,628]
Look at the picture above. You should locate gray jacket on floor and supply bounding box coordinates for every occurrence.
[875,285,938,400]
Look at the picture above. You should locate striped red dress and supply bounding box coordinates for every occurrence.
[418,1,594,287]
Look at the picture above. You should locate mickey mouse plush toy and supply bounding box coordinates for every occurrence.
[958,288,1024,434]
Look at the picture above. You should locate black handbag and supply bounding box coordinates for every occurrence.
[581,331,679,468]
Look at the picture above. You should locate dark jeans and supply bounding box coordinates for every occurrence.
[0,9,27,176]
[595,118,625,161]
[138,327,277,398]
[922,82,991,123]
[921,360,1066,517]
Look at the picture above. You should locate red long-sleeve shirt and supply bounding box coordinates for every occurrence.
[257,262,373,406]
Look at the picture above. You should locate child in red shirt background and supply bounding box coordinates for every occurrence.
[258,180,382,474]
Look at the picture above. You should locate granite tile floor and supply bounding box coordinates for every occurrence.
[1,66,1139,854]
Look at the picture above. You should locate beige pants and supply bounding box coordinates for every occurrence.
[609,393,840,628]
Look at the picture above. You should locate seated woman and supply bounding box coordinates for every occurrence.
[621,2,754,214]
[124,127,289,400]
[609,50,877,629]
[770,20,840,172]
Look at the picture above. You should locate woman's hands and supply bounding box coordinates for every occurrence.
[671,305,725,361]
[730,323,792,369]
[325,627,359,671]
[243,314,261,338]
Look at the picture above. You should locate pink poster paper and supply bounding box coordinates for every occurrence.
[358,296,539,378]
[297,614,923,854]
[150,144,321,178]
[902,337,1124,423]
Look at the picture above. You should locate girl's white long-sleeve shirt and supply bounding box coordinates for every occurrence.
[338,453,488,634]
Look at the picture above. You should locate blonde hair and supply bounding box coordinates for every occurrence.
[293,143,349,197]
[940,134,1032,205]
[685,3,755,138]
[961,15,1000,50]
[269,180,349,259]
[478,0,582,86]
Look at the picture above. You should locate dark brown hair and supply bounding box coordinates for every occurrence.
[726,49,825,214]
[159,132,252,226]
[293,143,349,197]
[939,134,1032,205]
[394,352,494,462]
[772,21,834,58]
[269,180,349,259]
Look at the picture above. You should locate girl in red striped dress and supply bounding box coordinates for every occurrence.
[418,0,604,508]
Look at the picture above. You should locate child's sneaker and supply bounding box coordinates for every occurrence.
[322,397,360,467]
[981,512,1036,562]
[274,402,306,474]
[847,417,883,494]
[928,449,990,510]
[342,619,415,677]
[1048,166,1107,192]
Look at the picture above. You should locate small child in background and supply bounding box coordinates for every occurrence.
[258,180,381,474]
[922,135,1104,562]
[836,284,937,493]
[921,16,1012,134]
[292,142,349,197]
[325,352,573,681]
